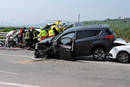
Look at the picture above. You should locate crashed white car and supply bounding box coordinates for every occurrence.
[109,38,130,63]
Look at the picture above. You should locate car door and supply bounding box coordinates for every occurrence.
[54,33,75,59]
[74,30,101,56]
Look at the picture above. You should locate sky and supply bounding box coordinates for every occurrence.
[0,0,130,25]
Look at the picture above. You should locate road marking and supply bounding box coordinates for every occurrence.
[0,53,33,59]
[0,81,40,87]
[0,71,19,75]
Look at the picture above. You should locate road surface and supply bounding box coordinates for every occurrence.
[0,47,130,87]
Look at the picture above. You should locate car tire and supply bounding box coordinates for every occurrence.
[0,43,3,47]
[8,41,16,47]
[117,52,130,63]
[41,50,49,58]
[93,47,106,61]
[34,51,40,58]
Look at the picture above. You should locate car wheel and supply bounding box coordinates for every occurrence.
[42,53,48,58]
[117,52,130,63]
[8,41,16,47]
[93,48,106,61]
[34,51,40,58]
[41,50,49,58]
[0,43,3,47]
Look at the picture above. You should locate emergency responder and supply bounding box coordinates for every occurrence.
[48,28,55,37]
[19,27,26,47]
[24,29,31,49]
[44,24,50,30]
[56,20,62,25]
[30,27,39,48]
[39,27,48,41]
[55,20,64,33]
[53,27,59,36]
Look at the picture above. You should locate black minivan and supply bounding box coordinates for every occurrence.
[34,25,115,61]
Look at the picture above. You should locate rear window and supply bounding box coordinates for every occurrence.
[105,28,113,35]
[76,30,101,39]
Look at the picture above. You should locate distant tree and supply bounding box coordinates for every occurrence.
[118,16,121,20]
[9,27,16,31]
[106,18,111,21]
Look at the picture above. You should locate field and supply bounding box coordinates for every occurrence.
[84,19,130,42]
[0,20,130,41]
[0,27,16,32]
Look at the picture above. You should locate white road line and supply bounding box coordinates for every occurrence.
[0,54,33,59]
[0,71,19,75]
[0,81,40,87]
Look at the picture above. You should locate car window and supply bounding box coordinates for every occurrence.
[76,30,101,39]
[105,28,113,35]
[60,38,72,46]
[61,33,75,39]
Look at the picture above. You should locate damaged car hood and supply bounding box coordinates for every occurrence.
[114,38,127,45]
[39,37,54,44]
[113,38,130,51]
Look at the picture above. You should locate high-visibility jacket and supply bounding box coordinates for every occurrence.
[33,30,38,39]
[56,21,62,25]
[39,30,48,37]
[48,29,55,37]
[25,31,30,39]
[52,25,59,32]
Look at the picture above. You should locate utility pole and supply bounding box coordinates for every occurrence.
[78,14,80,23]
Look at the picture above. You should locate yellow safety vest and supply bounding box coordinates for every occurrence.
[48,29,55,37]
[33,31,38,39]
[56,21,62,25]
[39,30,48,37]
[25,32,30,39]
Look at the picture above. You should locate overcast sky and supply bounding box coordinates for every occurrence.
[0,0,130,24]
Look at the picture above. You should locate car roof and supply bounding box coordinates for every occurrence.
[63,24,110,33]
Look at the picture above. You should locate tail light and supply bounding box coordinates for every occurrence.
[105,35,115,39]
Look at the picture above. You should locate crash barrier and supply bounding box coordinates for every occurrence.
[0,32,8,41]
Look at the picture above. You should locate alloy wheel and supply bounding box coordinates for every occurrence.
[117,52,129,63]
[93,48,106,61]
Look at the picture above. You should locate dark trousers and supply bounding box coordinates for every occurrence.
[25,39,31,47]
[31,39,38,48]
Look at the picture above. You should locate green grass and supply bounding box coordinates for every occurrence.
[0,27,16,32]
[84,20,130,42]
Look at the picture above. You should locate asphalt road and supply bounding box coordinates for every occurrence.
[0,48,130,87]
